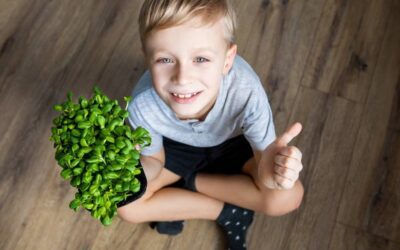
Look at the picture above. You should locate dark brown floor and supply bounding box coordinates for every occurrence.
[0,0,399,249]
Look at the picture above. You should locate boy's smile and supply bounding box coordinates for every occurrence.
[143,16,237,121]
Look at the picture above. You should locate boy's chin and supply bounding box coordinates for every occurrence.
[173,108,201,120]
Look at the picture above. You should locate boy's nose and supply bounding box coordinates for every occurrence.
[173,63,192,85]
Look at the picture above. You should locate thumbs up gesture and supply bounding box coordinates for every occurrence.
[258,122,303,190]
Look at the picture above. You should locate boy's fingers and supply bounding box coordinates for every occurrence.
[273,175,295,190]
[278,146,302,160]
[274,165,299,181]
[276,122,302,146]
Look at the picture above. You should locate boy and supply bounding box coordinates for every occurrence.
[117,0,304,249]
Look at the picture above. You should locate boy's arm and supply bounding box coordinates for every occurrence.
[139,146,165,182]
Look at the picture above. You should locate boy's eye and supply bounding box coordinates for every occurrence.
[157,58,173,64]
[194,57,209,63]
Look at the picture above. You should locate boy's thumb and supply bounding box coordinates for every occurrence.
[276,122,303,146]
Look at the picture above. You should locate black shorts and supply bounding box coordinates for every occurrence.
[163,135,254,183]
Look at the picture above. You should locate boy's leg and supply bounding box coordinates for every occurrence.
[183,135,303,215]
[117,167,224,223]
[194,157,304,215]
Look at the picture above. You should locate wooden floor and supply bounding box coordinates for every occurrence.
[0,0,399,249]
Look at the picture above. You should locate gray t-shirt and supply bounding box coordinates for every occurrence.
[128,55,276,156]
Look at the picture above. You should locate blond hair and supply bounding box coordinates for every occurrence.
[138,0,237,49]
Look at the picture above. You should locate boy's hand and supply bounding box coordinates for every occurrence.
[258,122,303,190]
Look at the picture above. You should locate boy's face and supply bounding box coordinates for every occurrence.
[143,16,237,120]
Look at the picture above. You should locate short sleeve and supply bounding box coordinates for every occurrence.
[242,84,276,151]
[127,98,163,156]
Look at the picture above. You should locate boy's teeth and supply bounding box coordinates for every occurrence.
[173,92,198,99]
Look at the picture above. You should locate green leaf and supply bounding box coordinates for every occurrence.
[109,163,122,171]
[67,91,73,102]
[61,169,73,180]
[106,151,116,161]
[88,163,99,172]
[101,216,112,226]
[119,110,129,119]
[124,139,133,149]
[102,103,113,113]
[72,167,83,175]
[86,156,103,164]
[115,183,123,192]
[71,158,80,168]
[122,182,130,191]
[97,116,106,129]
[130,150,140,160]
[110,196,124,203]
[89,184,99,195]
[71,176,81,187]
[74,115,84,123]
[95,94,103,105]
[99,207,106,216]
[80,138,89,147]
[77,121,91,129]
[69,198,81,211]
[83,203,94,210]
[121,146,130,155]
[115,155,128,164]
[114,126,125,136]
[112,106,122,116]
[71,128,81,138]
[80,97,88,108]
[94,86,102,95]
[132,127,148,138]
[115,139,125,149]
[123,96,132,104]
[130,182,141,193]
[95,174,102,184]
[105,172,119,180]
[53,104,63,112]
[108,119,120,131]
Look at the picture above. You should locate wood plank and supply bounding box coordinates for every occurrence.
[362,130,400,242]
[388,81,400,131]
[248,86,363,250]
[301,0,391,103]
[234,0,329,135]
[329,222,400,250]
[285,87,363,250]
[337,0,400,242]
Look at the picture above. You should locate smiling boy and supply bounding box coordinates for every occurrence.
[117,1,305,249]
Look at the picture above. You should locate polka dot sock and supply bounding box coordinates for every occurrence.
[216,203,254,250]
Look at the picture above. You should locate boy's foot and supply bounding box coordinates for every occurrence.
[216,203,254,250]
[149,221,184,236]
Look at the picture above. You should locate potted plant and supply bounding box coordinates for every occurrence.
[49,86,151,226]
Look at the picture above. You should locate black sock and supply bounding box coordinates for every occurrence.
[150,221,184,236]
[216,203,254,250]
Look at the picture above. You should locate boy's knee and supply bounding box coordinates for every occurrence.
[116,183,157,223]
[116,194,152,224]
[260,181,304,216]
[117,205,135,223]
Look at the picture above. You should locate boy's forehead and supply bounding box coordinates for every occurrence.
[145,17,227,54]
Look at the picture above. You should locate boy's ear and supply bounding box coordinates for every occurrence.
[223,43,237,75]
